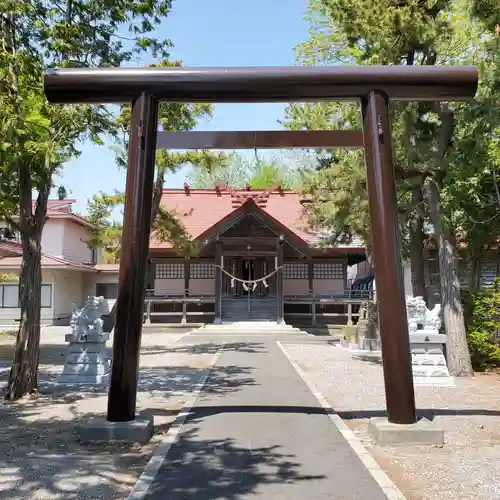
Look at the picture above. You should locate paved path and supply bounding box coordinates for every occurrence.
[144,335,389,499]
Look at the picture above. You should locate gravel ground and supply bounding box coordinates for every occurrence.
[281,343,500,500]
[0,332,218,499]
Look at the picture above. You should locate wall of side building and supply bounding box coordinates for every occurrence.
[0,269,89,327]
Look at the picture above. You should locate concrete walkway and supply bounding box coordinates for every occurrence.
[143,336,390,499]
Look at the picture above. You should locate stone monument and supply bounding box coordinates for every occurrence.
[406,296,452,383]
[58,296,111,385]
[361,301,380,351]
[341,301,380,351]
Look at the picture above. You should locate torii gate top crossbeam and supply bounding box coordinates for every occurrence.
[44,65,478,104]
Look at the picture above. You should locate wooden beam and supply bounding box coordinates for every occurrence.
[44,65,478,104]
[156,130,364,150]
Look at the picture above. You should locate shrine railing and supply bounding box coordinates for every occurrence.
[283,292,373,324]
[143,289,215,324]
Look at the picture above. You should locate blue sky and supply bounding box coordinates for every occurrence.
[52,0,311,214]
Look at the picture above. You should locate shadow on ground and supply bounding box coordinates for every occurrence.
[145,427,325,500]
[0,344,68,365]
[141,341,267,356]
[0,342,259,499]
[337,408,500,420]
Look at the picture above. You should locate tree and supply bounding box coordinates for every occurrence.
[86,192,124,264]
[186,152,299,189]
[89,60,227,332]
[0,0,175,400]
[285,0,500,375]
[57,185,68,200]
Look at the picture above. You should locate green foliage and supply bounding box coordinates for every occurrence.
[88,60,227,259]
[287,0,500,259]
[186,152,299,189]
[86,192,124,263]
[0,273,18,283]
[466,278,500,370]
[467,330,500,370]
[1,0,174,221]
[153,207,197,257]
[0,0,176,399]
[0,328,17,337]
[57,185,67,200]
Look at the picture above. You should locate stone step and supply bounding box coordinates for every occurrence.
[201,322,305,335]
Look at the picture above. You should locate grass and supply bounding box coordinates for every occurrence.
[0,329,17,338]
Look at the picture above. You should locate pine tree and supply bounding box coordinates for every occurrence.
[285,0,499,375]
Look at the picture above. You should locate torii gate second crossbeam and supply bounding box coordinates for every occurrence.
[44,65,478,427]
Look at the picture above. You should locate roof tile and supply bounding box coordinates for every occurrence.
[150,188,364,250]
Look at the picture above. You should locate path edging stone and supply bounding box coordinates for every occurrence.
[276,341,407,500]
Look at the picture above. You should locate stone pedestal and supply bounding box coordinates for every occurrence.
[406,296,453,385]
[356,318,368,337]
[410,331,453,384]
[360,337,380,351]
[369,417,444,446]
[341,323,381,352]
[74,416,154,444]
[59,332,111,384]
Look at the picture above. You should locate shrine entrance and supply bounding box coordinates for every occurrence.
[44,64,477,427]
[221,255,277,322]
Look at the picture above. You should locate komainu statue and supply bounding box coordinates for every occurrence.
[59,296,111,385]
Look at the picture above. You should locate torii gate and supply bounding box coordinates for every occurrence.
[44,65,477,427]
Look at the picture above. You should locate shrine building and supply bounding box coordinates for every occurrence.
[0,187,374,327]
[144,185,370,325]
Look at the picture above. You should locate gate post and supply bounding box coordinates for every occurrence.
[362,90,416,425]
[276,237,285,324]
[107,93,159,422]
[214,240,222,324]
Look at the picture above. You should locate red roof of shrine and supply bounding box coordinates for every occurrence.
[150,187,365,253]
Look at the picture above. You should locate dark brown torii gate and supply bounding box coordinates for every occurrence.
[44,65,477,427]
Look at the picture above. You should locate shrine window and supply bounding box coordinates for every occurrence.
[190,262,215,279]
[313,262,344,279]
[155,262,184,279]
[284,262,308,279]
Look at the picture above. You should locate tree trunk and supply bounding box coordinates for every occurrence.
[467,246,482,291]
[103,168,166,333]
[426,178,474,376]
[409,185,428,302]
[5,230,43,400]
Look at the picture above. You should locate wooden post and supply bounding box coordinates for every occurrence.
[214,240,222,323]
[145,301,151,324]
[312,296,316,326]
[107,93,159,423]
[308,260,316,325]
[184,257,190,297]
[181,301,187,325]
[362,90,416,425]
[276,237,284,324]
